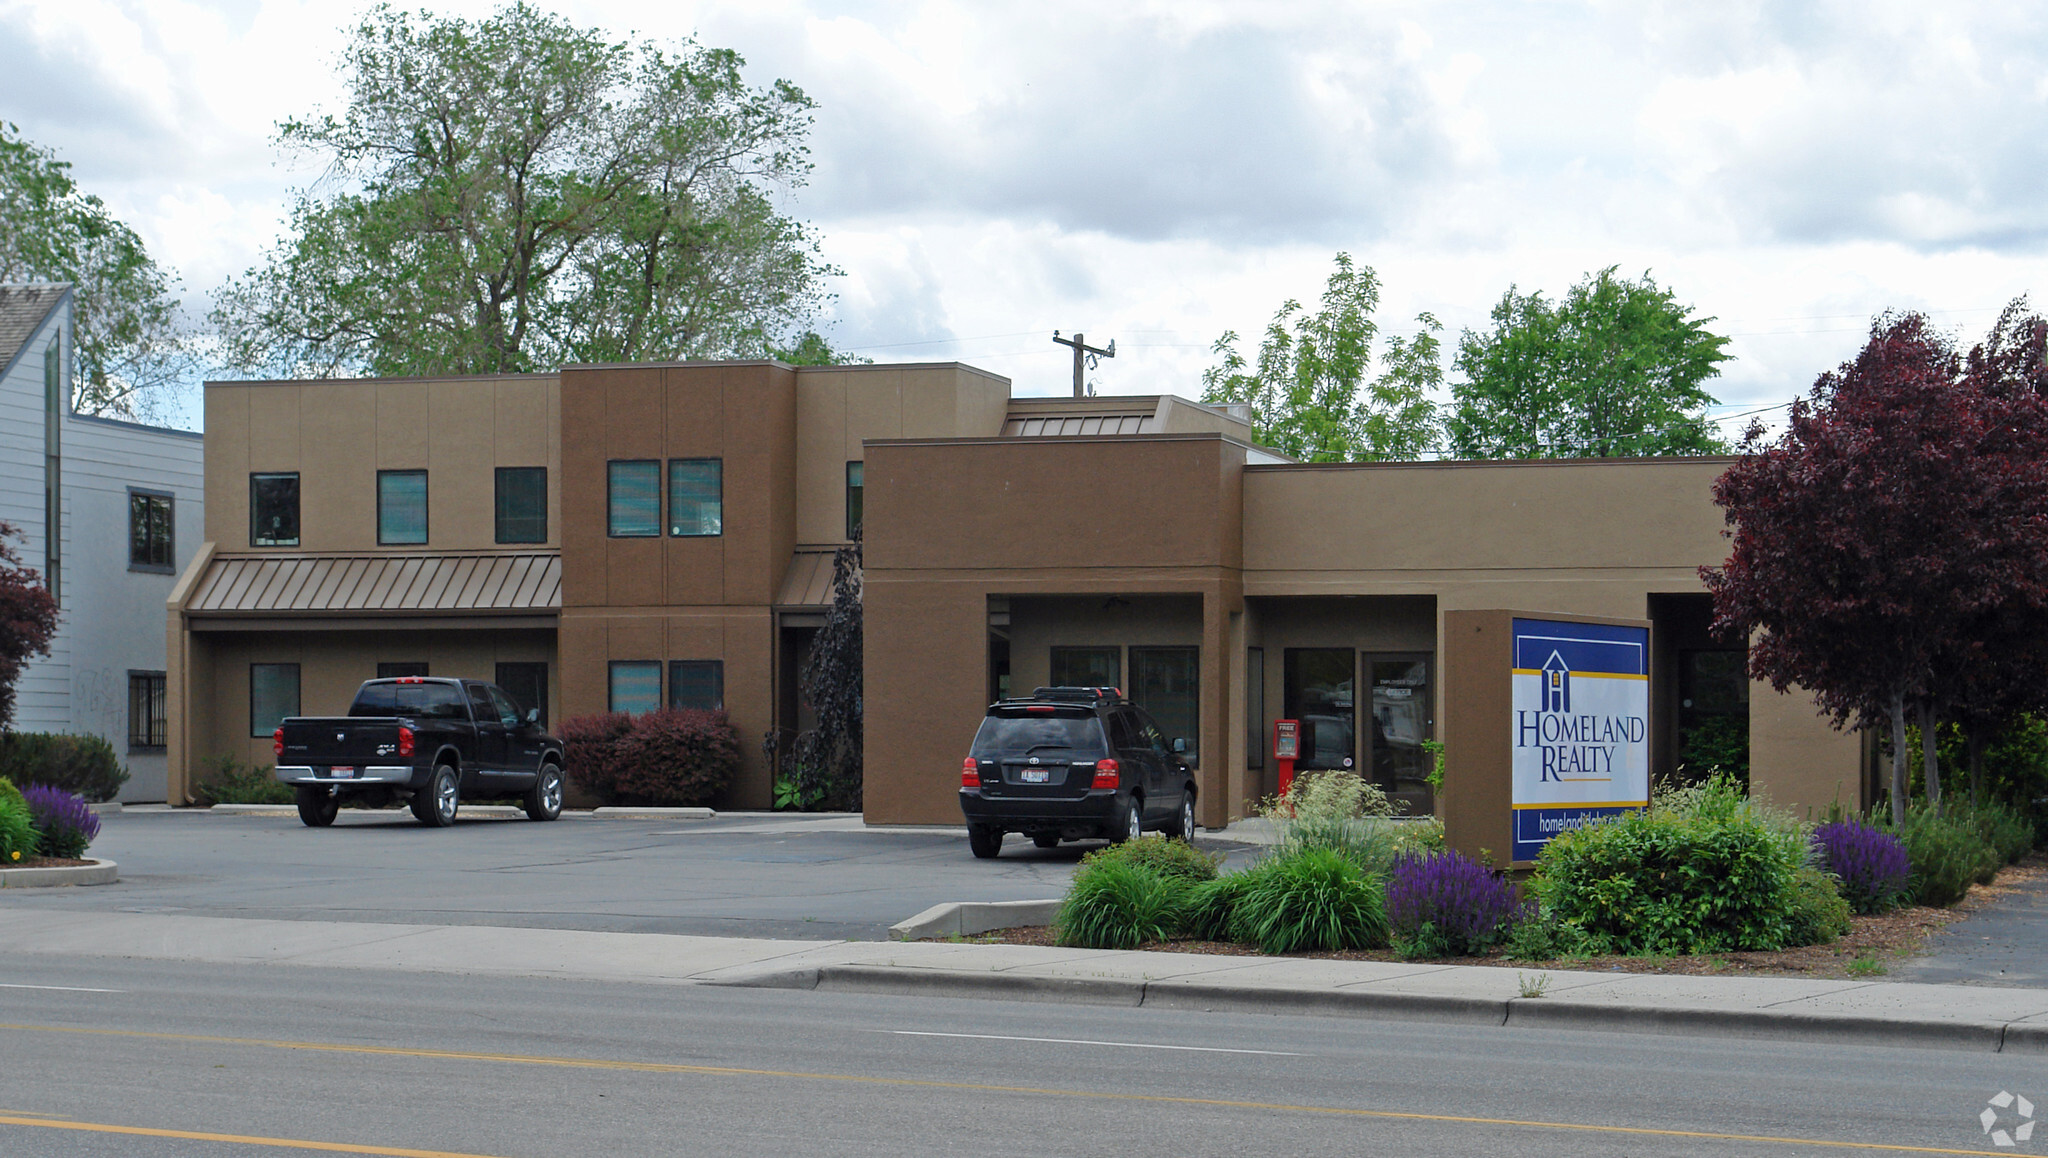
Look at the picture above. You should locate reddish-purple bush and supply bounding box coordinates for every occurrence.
[22,783,97,859]
[1812,820,1912,914]
[615,709,741,806]
[559,710,740,807]
[557,713,635,802]
[1386,849,1528,955]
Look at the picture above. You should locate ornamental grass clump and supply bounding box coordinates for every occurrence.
[1054,861,1189,950]
[1079,833,1219,883]
[1811,820,1911,914]
[1227,846,1389,954]
[0,778,34,864]
[1386,850,1529,956]
[22,784,98,860]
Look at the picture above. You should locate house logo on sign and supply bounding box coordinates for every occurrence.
[1541,652,1571,714]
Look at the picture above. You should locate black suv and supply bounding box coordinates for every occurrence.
[959,686,1198,859]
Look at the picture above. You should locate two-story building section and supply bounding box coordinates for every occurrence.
[0,285,204,801]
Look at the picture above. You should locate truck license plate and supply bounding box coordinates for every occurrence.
[329,766,356,778]
[1020,769,1049,783]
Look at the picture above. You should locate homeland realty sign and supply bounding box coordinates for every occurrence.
[1510,617,1650,862]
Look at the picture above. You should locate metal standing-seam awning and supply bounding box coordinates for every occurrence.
[182,552,560,629]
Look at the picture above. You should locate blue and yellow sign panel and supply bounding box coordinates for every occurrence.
[1510,617,1650,862]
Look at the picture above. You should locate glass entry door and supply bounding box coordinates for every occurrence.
[1283,648,1356,772]
[1130,647,1199,762]
[1365,653,1432,814]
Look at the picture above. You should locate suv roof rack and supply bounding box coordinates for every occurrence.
[1029,686,1125,704]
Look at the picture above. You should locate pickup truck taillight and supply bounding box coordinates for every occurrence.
[961,757,980,788]
[398,726,415,758]
[272,728,283,757]
[1091,758,1120,790]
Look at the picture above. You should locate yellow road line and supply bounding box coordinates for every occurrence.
[0,1021,2012,1156]
[0,1114,507,1157]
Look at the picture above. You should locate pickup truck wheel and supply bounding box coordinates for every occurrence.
[524,764,564,821]
[411,765,459,827]
[295,786,338,828]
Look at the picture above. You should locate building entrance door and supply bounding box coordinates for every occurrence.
[1365,653,1432,815]
[1130,647,1199,763]
[1283,648,1356,773]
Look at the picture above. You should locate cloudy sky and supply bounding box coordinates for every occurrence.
[3,0,2044,432]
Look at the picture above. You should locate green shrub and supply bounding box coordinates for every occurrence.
[1502,908,1584,961]
[1079,833,1219,883]
[0,778,34,863]
[1784,866,1852,946]
[1883,806,2001,907]
[1227,846,1389,954]
[193,755,294,806]
[1967,802,2034,866]
[1054,862,1190,949]
[1532,775,1805,954]
[0,732,127,803]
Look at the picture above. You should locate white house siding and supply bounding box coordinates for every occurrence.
[0,292,205,801]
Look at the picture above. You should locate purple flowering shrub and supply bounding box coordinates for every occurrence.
[1811,820,1911,914]
[22,784,98,860]
[1386,849,1529,955]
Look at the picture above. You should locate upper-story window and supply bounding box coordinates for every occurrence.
[608,460,660,537]
[377,470,428,545]
[846,461,863,540]
[669,459,722,537]
[250,473,300,547]
[128,489,174,572]
[495,467,547,544]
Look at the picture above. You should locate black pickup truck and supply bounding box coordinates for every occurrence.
[273,677,565,828]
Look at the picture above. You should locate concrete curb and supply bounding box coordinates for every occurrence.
[86,801,121,816]
[775,964,2023,1053]
[0,858,117,888]
[587,807,715,819]
[888,899,1064,941]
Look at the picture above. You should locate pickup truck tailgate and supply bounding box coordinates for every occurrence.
[279,718,409,766]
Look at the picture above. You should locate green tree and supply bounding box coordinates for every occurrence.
[0,123,191,419]
[1200,253,1441,462]
[1446,267,1731,458]
[212,3,840,378]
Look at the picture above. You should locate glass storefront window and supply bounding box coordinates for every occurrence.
[1131,647,1199,760]
[1367,655,1431,800]
[1283,648,1355,771]
[1050,646,1120,689]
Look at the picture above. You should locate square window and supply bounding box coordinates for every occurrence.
[608,461,661,537]
[495,467,547,544]
[129,489,174,571]
[668,660,724,711]
[668,459,722,537]
[250,473,299,548]
[377,470,428,545]
[250,663,300,737]
[609,660,661,715]
[496,662,548,727]
[846,461,863,540]
[128,670,166,750]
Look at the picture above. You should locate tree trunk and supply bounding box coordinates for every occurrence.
[1969,719,1985,808]
[1919,699,1942,815]
[1889,690,1909,827]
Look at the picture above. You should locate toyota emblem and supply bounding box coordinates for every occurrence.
[336,732,345,742]
[1028,757,1040,765]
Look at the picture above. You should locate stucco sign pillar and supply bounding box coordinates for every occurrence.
[1441,610,1653,870]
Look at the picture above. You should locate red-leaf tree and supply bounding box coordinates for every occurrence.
[0,521,58,729]
[1702,311,2048,823]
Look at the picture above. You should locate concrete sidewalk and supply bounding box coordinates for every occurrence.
[3,905,2044,1054]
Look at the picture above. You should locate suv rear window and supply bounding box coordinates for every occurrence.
[349,681,469,719]
[971,712,1107,757]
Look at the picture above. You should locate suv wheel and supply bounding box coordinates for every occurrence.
[1109,796,1142,844]
[295,786,338,828]
[1167,791,1196,841]
[968,824,1003,859]
[524,764,564,821]
[412,765,459,827]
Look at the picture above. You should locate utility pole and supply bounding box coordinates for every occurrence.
[1052,331,1115,398]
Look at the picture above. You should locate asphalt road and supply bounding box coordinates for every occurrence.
[2,950,2045,1157]
[5,810,1256,940]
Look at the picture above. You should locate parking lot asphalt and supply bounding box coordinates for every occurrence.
[9,809,1257,941]
[1894,868,2048,988]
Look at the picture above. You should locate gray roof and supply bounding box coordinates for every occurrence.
[187,553,561,616]
[0,284,69,381]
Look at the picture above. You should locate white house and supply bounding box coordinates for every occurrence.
[0,285,204,801]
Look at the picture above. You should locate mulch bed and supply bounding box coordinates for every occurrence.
[5,856,99,869]
[959,855,2048,981]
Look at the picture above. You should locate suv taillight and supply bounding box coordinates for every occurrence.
[961,757,980,788]
[272,728,283,757]
[1092,758,1120,790]
[398,726,415,758]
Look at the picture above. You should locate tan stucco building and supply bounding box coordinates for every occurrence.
[168,361,1867,827]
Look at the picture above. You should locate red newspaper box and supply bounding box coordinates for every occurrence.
[1273,719,1300,797]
